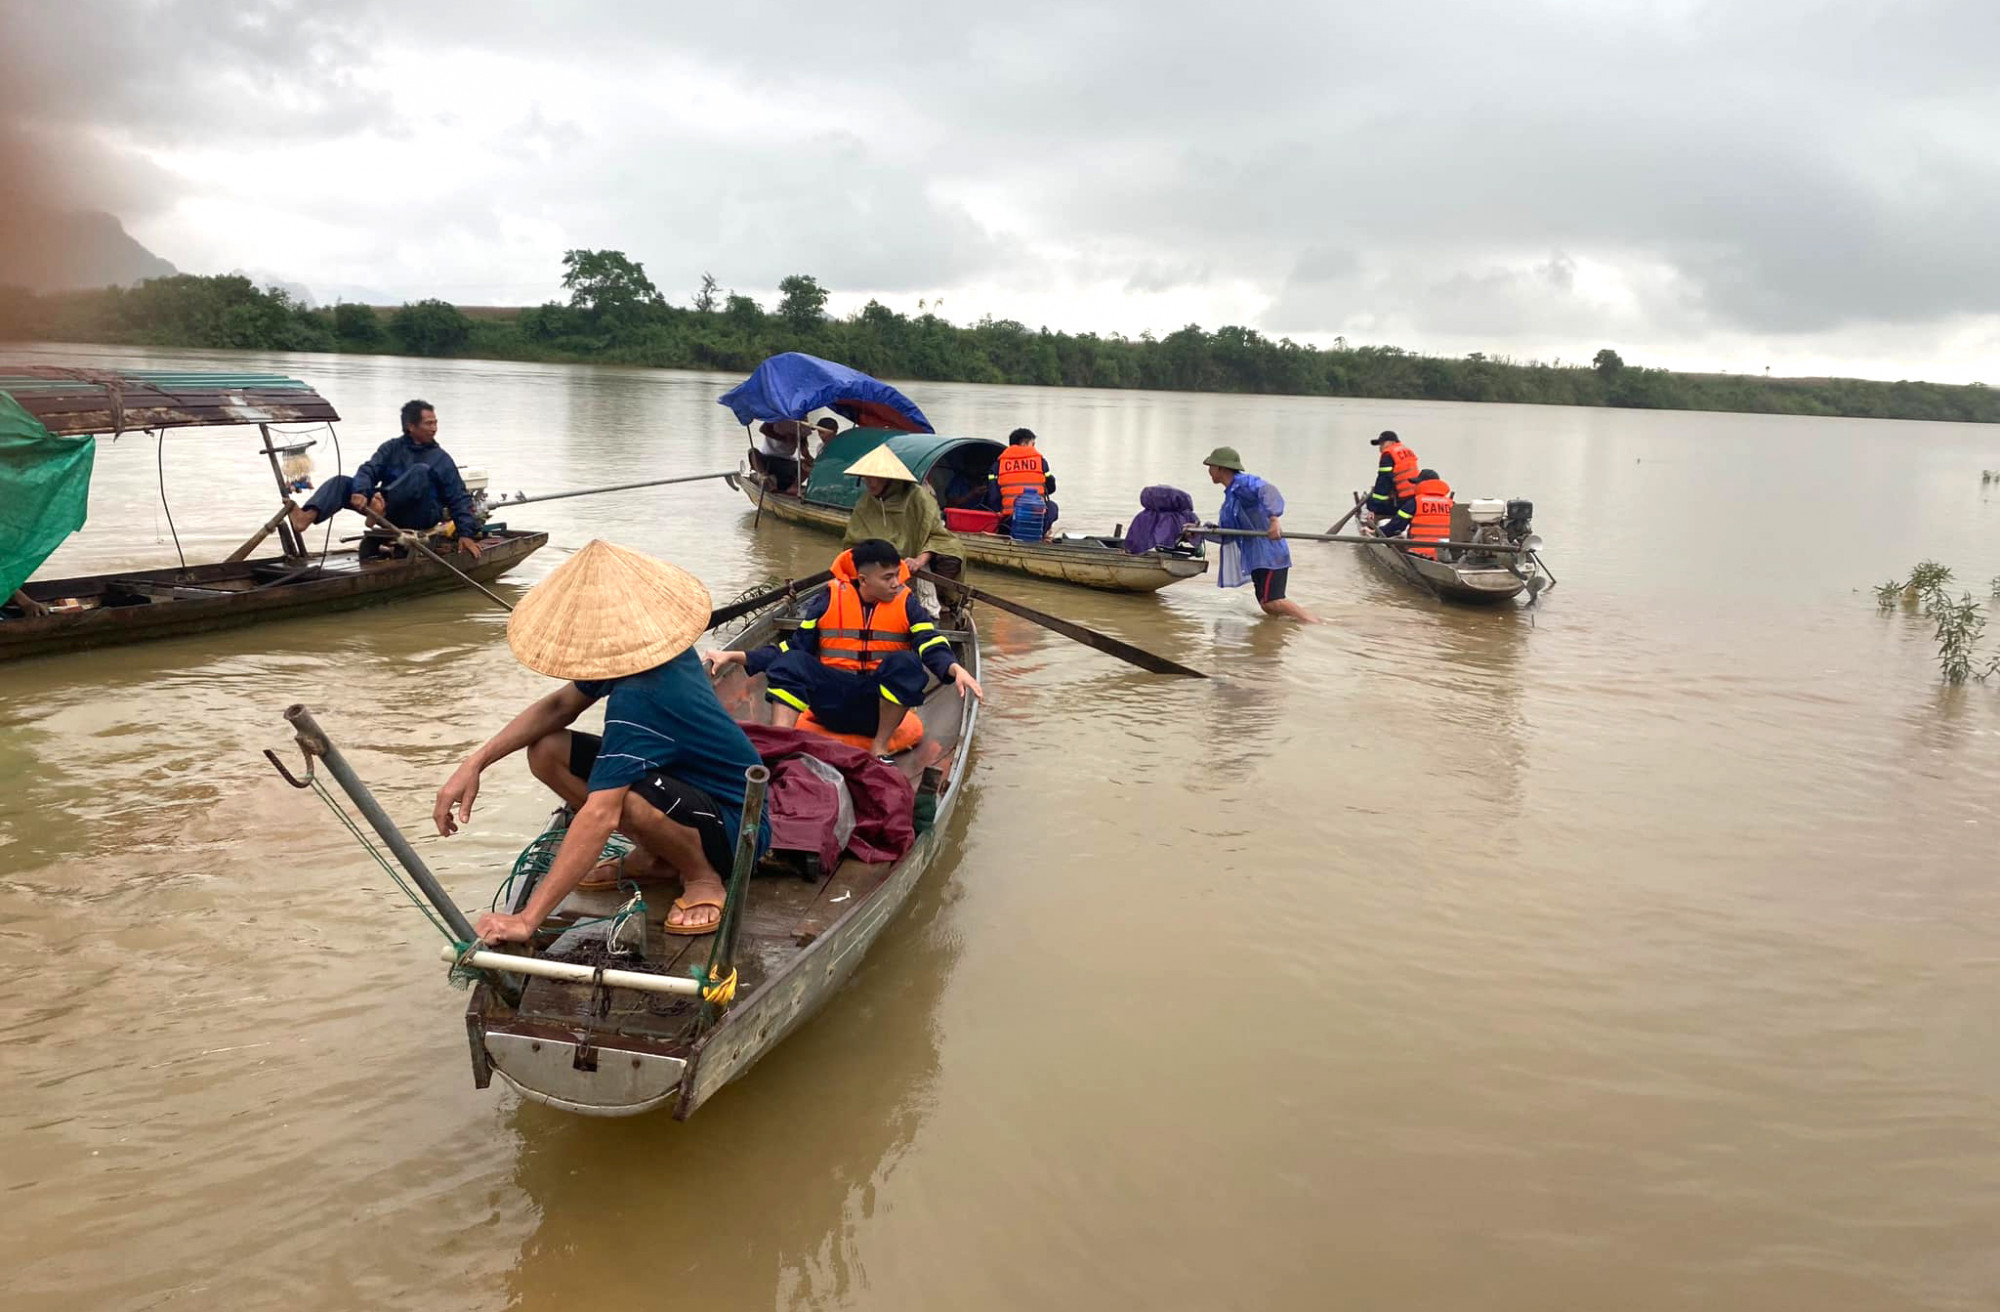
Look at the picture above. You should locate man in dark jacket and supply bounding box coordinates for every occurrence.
[288,399,482,557]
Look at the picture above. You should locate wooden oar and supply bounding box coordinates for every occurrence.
[1323,504,1361,536]
[359,509,516,612]
[705,570,835,631]
[915,569,1207,679]
[226,502,297,563]
[491,470,733,509]
[1196,526,1534,554]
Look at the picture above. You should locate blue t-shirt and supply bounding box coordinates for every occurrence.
[573,649,770,852]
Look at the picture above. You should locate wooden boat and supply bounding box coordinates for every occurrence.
[0,366,546,661]
[729,430,1207,594]
[1,533,548,661]
[461,584,979,1118]
[1352,493,1542,605]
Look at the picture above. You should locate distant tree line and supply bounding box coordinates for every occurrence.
[3,253,1996,425]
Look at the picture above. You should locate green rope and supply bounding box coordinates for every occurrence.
[308,778,458,942]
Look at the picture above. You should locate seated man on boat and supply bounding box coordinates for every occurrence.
[1366,430,1420,527]
[1183,445,1320,624]
[287,398,483,559]
[990,428,1059,538]
[843,444,962,612]
[439,540,769,941]
[704,538,983,760]
[752,416,838,493]
[1404,468,1455,559]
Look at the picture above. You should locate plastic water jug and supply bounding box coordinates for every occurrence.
[1010,487,1046,542]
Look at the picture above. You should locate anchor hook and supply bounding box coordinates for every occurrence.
[263,745,315,789]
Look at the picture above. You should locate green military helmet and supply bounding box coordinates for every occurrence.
[1201,445,1245,471]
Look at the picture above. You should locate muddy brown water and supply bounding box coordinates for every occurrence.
[4,344,2000,1310]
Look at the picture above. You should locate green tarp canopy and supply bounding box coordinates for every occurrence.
[802,430,1000,509]
[0,390,93,596]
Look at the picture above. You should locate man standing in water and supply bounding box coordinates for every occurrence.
[1185,446,1321,624]
[437,540,768,939]
[287,399,482,559]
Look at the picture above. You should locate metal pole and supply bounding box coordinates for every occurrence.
[358,508,514,612]
[1197,526,1536,555]
[284,703,481,945]
[257,424,307,558]
[493,470,734,508]
[700,764,771,1028]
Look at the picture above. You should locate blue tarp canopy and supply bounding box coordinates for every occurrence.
[718,353,932,434]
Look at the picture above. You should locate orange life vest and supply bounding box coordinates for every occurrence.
[813,549,915,672]
[1385,441,1421,499]
[992,443,1045,514]
[1408,477,1453,559]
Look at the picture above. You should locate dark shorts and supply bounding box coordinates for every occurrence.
[763,454,800,492]
[567,731,735,875]
[1251,567,1289,603]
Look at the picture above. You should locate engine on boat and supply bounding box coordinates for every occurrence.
[1454,497,1535,561]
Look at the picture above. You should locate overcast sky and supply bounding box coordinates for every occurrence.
[4,0,1997,382]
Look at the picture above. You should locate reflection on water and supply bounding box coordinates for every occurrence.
[5,343,2000,1311]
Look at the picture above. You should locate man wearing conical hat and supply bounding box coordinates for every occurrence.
[433,541,770,940]
[842,443,959,611]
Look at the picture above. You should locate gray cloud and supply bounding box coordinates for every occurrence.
[4,0,1998,361]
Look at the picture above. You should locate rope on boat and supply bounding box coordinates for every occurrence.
[307,776,460,943]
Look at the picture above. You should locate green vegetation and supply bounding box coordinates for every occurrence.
[1877,562,1998,684]
[4,250,1998,424]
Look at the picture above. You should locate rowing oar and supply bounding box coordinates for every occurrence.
[915,569,1207,679]
[1195,526,1537,555]
[705,570,835,631]
[360,508,516,612]
[1323,504,1361,536]
[491,470,733,509]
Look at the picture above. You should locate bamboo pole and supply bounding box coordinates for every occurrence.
[492,470,734,509]
[1194,526,1536,555]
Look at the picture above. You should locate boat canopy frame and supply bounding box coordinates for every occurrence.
[0,367,341,437]
[801,430,1003,511]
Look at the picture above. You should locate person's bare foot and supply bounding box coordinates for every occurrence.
[286,504,316,534]
[666,870,727,933]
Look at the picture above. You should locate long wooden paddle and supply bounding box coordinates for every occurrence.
[915,569,1207,679]
[706,570,835,631]
[1323,504,1361,536]
[359,508,516,611]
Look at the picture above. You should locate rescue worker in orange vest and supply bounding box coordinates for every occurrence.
[989,427,1058,536]
[1404,468,1455,559]
[706,538,983,759]
[1366,430,1420,523]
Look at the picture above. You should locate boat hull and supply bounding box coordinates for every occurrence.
[731,469,1206,594]
[464,588,980,1119]
[1358,533,1529,604]
[1,531,547,661]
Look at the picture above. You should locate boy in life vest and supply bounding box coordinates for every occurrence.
[704,538,983,759]
[1404,468,1454,559]
[989,427,1058,538]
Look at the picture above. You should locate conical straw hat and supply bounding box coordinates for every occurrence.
[507,540,713,681]
[845,444,918,482]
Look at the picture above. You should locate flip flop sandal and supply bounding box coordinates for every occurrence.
[577,855,629,891]
[664,891,727,936]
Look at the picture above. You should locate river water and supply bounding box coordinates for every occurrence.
[5,344,2000,1311]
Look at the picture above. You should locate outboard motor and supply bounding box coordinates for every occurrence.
[1504,499,1535,544]
[1458,497,1537,560]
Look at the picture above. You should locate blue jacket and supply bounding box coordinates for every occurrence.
[352,435,478,539]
